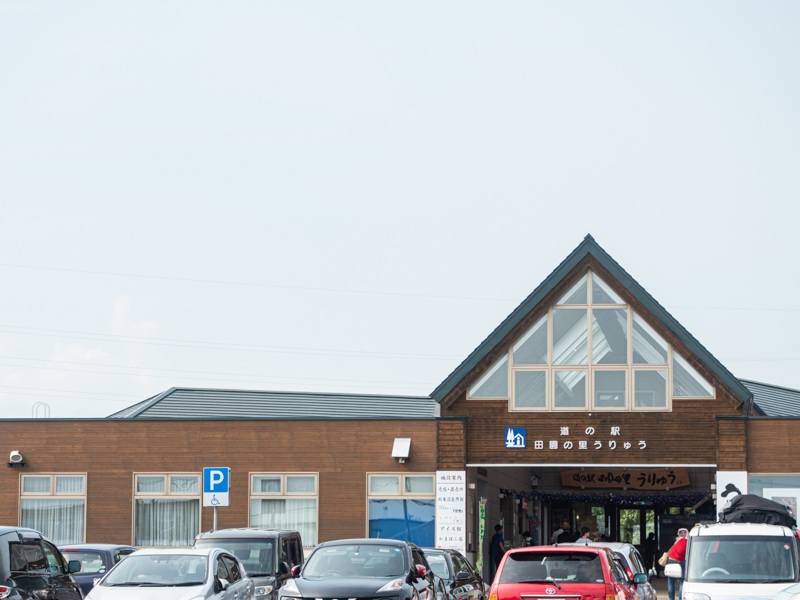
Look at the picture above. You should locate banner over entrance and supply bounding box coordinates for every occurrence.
[561,467,690,490]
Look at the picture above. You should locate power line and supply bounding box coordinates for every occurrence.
[0,262,513,303]
[0,324,462,360]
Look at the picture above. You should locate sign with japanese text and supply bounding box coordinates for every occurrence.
[435,470,466,554]
[505,425,647,451]
[560,467,690,490]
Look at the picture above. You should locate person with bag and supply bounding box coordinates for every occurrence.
[666,528,689,600]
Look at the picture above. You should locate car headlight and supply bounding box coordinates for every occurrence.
[377,578,404,592]
[683,594,711,600]
[256,585,275,597]
[280,579,301,597]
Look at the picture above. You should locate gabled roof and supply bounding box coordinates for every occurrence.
[431,234,753,406]
[106,387,437,419]
[740,379,800,417]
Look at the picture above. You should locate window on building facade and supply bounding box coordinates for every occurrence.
[367,473,435,547]
[134,473,199,546]
[467,270,715,410]
[20,474,86,545]
[250,473,318,546]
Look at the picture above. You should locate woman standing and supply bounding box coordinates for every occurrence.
[667,528,689,600]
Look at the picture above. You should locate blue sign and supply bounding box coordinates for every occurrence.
[505,427,526,449]
[203,467,230,507]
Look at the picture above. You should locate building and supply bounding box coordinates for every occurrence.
[2,235,799,576]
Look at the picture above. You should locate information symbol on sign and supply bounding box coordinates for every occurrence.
[203,467,230,507]
[505,427,526,449]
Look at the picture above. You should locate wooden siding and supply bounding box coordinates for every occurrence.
[746,419,800,473]
[437,420,466,469]
[717,418,747,470]
[443,394,740,465]
[0,419,438,545]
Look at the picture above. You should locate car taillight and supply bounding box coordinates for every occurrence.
[0,586,11,599]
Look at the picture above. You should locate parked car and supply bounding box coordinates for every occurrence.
[423,547,485,600]
[278,538,440,600]
[85,547,255,600]
[194,528,304,600]
[565,539,656,600]
[0,526,82,600]
[664,522,800,600]
[488,545,647,600]
[59,543,138,596]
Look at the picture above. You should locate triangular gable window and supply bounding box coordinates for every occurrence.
[673,352,714,398]
[468,354,508,399]
[466,270,716,409]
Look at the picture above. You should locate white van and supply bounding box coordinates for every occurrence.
[664,522,800,599]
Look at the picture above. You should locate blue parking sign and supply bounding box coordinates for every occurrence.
[203,467,230,507]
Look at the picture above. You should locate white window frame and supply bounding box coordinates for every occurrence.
[366,473,436,538]
[249,473,319,546]
[133,472,200,547]
[19,473,87,544]
[466,270,716,412]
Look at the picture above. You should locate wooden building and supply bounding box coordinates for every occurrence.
[1,235,798,576]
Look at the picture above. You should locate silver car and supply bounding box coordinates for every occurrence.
[564,540,657,600]
[85,547,255,600]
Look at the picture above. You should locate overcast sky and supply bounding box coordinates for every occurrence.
[1,1,799,419]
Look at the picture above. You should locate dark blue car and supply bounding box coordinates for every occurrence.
[59,543,137,596]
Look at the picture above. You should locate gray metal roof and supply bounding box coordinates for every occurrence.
[106,388,438,419]
[740,379,800,417]
[431,234,753,406]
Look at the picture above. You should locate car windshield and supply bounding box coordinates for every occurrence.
[686,535,797,583]
[101,554,207,587]
[194,538,275,577]
[304,544,406,578]
[499,552,603,584]
[426,553,451,579]
[61,551,106,574]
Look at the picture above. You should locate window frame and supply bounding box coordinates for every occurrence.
[249,472,319,546]
[132,472,201,547]
[467,270,716,412]
[19,473,87,544]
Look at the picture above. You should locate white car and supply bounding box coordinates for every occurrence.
[86,547,255,600]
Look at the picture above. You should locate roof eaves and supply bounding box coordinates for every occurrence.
[431,234,753,406]
[431,235,595,402]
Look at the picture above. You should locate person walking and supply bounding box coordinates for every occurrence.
[489,524,505,582]
[667,528,689,600]
[643,532,657,574]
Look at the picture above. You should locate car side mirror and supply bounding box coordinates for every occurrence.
[455,571,470,582]
[633,573,648,584]
[214,577,230,593]
[279,562,291,575]
[291,564,302,578]
[67,560,81,574]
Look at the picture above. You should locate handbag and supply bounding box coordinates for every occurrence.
[658,551,670,567]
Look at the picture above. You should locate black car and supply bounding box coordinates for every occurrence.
[59,543,138,597]
[279,538,440,600]
[194,528,304,600]
[0,526,82,600]
[423,548,485,600]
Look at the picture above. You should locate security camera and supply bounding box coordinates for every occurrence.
[9,451,23,464]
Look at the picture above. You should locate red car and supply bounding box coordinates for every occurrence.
[488,545,647,600]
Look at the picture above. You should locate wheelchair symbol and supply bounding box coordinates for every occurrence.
[210,495,221,506]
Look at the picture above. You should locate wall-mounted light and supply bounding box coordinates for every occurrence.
[8,450,26,468]
[392,438,411,464]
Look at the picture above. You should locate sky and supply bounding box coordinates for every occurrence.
[1,1,799,419]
